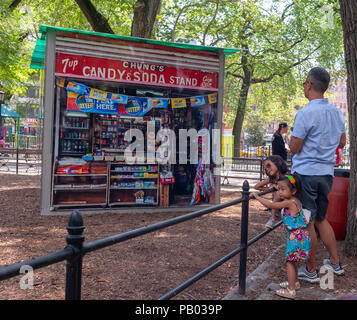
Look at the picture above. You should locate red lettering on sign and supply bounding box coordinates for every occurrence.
[55,53,218,91]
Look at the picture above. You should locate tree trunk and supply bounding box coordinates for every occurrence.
[75,0,114,34]
[9,0,22,9]
[339,0,357,257]
[232,79,250,157]
[232,49,252,158]
[131,0,162,38]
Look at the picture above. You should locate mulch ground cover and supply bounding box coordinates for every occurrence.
[0,173,356,300]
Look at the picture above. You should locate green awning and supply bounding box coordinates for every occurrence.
[30,37,46,70]
[1,104,21,118]
[30,25,242,70]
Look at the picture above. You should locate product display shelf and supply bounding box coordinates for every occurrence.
[100,117,118,150]
[51,163,109,209]
[60,116,91,156]
[108,163,159,206]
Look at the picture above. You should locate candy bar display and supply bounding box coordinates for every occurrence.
[51,89,216,210]
[51,162,108,208]
[109,163,159,206]
[52,103,163,208]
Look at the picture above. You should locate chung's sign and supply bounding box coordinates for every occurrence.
[55,52,218,91]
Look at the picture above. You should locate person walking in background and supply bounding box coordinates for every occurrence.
[253,174,311,299]
[289,67,346,284]
[272,122,289,161]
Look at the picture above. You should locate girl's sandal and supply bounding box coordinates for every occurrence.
[279,281,301,290]
[275,288,296,299]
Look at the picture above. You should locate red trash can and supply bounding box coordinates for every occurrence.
[325,169,350,240]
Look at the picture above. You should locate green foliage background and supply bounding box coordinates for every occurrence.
[0,0,346,134]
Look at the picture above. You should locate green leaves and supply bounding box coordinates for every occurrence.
[0,0,136,96]
[222,0,344,137]
[0,0,345,127]
[0,3,34,95]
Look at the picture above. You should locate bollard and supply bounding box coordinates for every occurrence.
[238,180,250,295]
[65,210,85,300]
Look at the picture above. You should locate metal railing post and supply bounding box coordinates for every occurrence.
[238,180,250,295]
[65,210,85,300]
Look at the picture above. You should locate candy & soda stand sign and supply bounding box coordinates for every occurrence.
[55,53,218,91]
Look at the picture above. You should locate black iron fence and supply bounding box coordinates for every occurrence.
[226,144,351,177]
[0,181,280,300]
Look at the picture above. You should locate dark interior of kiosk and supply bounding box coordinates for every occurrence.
[53,77,217,207]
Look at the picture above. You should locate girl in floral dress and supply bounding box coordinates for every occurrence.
[253,174,311,299]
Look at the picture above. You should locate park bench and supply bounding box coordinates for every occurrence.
[0,147,42,172]
[0,150,10,171]
[221,157,264,184]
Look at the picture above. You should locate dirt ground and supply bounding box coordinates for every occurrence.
[0,173,356,300]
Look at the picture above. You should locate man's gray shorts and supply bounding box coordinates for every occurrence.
[295,173,333,222]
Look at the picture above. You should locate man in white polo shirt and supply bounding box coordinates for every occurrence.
[289,67,346,283]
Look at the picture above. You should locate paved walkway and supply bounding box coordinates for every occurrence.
[0,158,41,175]
[223,244,357,300]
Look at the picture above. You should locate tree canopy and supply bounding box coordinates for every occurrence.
[0,3,35,96]
[0,0,345,133]
[156,0,345,153]
[221,0,344,154]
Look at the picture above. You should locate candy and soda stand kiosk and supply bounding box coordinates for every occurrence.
[30,26,240,215]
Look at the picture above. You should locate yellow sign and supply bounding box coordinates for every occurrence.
[171,98,187,109]
[208,93,217,104]
[89,88,108,101]
[56,77,65,88]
